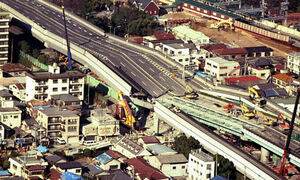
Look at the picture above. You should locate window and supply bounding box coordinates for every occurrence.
[182,165,185,169]
[62,79,67,83]
[172,166,176,170]
[53,88,58,92]
[213,65,217,68]
[53,79,58,84]
[68,126,77,132]
[13,115,18,119]
[13,164,17,170]
[62,87,67,91]
[179,59,183,62]
[207,63,211,66]
[207,164,211,170]
[232,55,236,59]
[190,5,194,8]
[76,169,81,173]
[207,174,211,179]
[220,66,227,69]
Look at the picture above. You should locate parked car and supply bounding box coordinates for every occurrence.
[56,138,66,145]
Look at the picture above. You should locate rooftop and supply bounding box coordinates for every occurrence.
[212,47,248,55]
[156,154,188,164]
[147,144,176,155]
[105,150,126,160]
[14,83,26,90]
[207,57,239,65]
[116,137,144,156]
[12,155,46,166]
[0,63,29,73]
[190,149,214,162]
[172,25,209,40]
[56,161,82,169]
[244,46,273,53]
[287,52,300,57]
[140,136,160,144]
[154,33,176,40]
[96,153,113,164]
[0,90,13,97]
[225,76,262,84]
[272,73,293,83]
[25,70,85,80]
[0,107,21,113]
[45,154,65,164]
[39,107,79,117]
[201,43,227,51]
[51,94,80,102]
[25,165,45,171]
[84,164,104,176]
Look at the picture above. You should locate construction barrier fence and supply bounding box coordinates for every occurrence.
[86,75,118,100]
[19,51,49,71]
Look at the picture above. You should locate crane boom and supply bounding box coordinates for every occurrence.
[118,91,136,128]
[61,5,72,70]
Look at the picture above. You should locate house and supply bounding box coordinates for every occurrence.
[154,33,176,40]
[129,0,160,15]
[54,161,82,176]
[225,76,265,88]
[0,107,21,128]
[245,46,274,57]
[148,154,188,177]
[45,154,67,165]
[287,52,300,74]
[8,83,26,102]
[138,136,160,148]
[82,164,107,179]
[147,144,177,155]
[147,39,184,51]
[97,169,131,180]
[0,63,29,77]
[36,107,80,143]
[211,47,248,60]
[124,158,168,180]
[25,64,85,101]
[51,94,81,107]
[172,25,210,45]
[95,152,121,170]
[204,57,240,81]
[272,73,293,95]
[49,168,61,180]
[0,89,13,102]
[8,155,48,178]
[187,149,215,180]
[111,136,151,158]
[105,149,127,163]
[248,57,274,80]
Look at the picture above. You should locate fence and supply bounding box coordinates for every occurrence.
[19,51,49,71]
[86,75,118,100]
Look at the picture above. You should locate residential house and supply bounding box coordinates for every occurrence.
[204,57,240,81]
[148,154,188,177]
[138,136,160,148]
[54,161,82,176]
[0,89,13,102]
[147,39,184,51]
[111,136,151,158]
[154,33,176,41]
[248,57,274,80]
[147,144,177,156]
[51,94,82,106]
[245,46,274,57]
[272,73,293,95]
[45,154,67,165]
[287,52,300,74]
[0,107,21,128]
[95,152,121,170]
[124,158,168,180]
[129,0,160,15]
[187,149,215,180]
[8,154,48,179]
[9,83,26,102]
[211,47,248,60]
[36,107,80,143]
[172,25,210,45]
[225,76,265,88]
[0,63,29,77]
[82,164,107,179]
[25,64,85,101]
[105,149,127,163]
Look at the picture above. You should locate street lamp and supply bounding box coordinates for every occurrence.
[114,25,121,35]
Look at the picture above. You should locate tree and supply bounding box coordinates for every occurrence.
[214,154,236,179]
[38,54,52,65]
[18,40,31,54]
[83,149,93,157]
[172,134,201,158]
[32,49,40,59]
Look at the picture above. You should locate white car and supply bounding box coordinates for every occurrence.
[56,138,66,145]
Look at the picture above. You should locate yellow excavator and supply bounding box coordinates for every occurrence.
[210,20,235,31]
[240,105,256,119]
[118,91,136,128]
[185,85,198,99]
[248,87,266,107]
[256,111,276,126]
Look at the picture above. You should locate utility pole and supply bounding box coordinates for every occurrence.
[281,0,289,26]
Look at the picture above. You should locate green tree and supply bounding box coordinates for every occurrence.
[38,54,52,65]
[3,159,9,169]
[32,49,40,59]
[172,134,201,158]
[83,149,93,157]
[215,154,236,179]
[18,40,31,54]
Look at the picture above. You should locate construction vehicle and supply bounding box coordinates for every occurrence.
[118,91,136,128]
[210,20,235,31]
[185,85,198,99]
[240,104,256,119]
[223,103,234,113]
[58,55,68,66]
[248,87,267,107]
[278,113,290,131]
[61,5,72,70]
[256,111,276,126]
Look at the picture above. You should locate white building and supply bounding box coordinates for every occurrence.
[187,149,215,180]
[287,52,300,74]
[0,124,4,140]
[0,107,21,128]
[0,11,9,65]
[172,25,209,45]
[204,57,240,81]
[9,83,26,102]
[25,64,85,101]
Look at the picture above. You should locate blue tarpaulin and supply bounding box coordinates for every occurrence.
[35,146,49,153]
[0,170,10,176]
[96,153,112,164]
[61,171,84,180]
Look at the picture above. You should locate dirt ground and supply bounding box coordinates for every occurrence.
[161,12,300,58]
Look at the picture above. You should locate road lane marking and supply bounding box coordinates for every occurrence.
[131,72,137,77]
[142,81,147,86]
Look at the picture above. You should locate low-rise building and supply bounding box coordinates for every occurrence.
[245,46,274,57]
[45,154,67,165]
[272,73,293,95]
[0,107,21,128]
[248,57,274,80]
[147,144,177,156]
[148,154,188,177]
[54,161,82,176]
[287,52,300,74]
[138,136,160,148]
[172,25,210,45]
[0,63,29,77]
[187,149,215,180]
[129,0,160,15]
[9,83,26,102]
[51,94,81,106]
[36,107,80,143]
[25,64,85,101]
[212,47,248,60]
[95,152,121,170]
[204,57,240,81]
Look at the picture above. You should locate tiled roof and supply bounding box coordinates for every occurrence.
[15,83,26,90]
[156,154,188,164]
[245,46,273,53]
[46,155,65,164]
[154,33,176,40]
[105,150,126,160]
[49,169,61,180]
[56,161,82,169]
[147,144,176,155]
[225,76,262,84]
[140,136,160,144]
[51,94,80,102]
[272,73,293,83]
[0,63,29,72]
[124,158,167,179]
[116,137,144,156]
[212,47,248,55]
[201,44,226,51]
[0,90,13,97]
[25,165,45,171]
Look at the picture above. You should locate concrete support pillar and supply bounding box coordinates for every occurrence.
[260,147,270,163]
[153,112,160,135]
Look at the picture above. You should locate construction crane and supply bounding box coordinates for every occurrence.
[210,20,235,31]
[256,111,275,126]
[61,5,72,70]
[185,85,198,99]
[248,87,266,107]
[118,91,136,128]
[58,55,68,66]
[276,89,300,176]
[240,104,256,119]
[278,113,290,131]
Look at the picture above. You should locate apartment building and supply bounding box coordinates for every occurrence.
[25,64,85,101]
[0,90,21,128]
[287,52,300,74]
[9,83,26,101]
[0,11,9,65]
[36,107,80,143]
[204,57,240,81]
[187,149,215,180]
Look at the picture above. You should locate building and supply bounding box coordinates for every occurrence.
[147,144,177,156]
[9,83,26,101]
[0,107,21,128]
[95,152,121,170]
[245,46,274,57]
[129,0,160,15]
[8,154,48,178]
[36,107,80,143]
[287,52,300,74]
[187,149,215,180]
[0,63,29,77]
[148,154,188,177]
[0,11,9,65]
[54,161,82,176]
[138,136,160,148]
[25,64,85,101]
[204,57,240,81]
[51,94,81,106]
[272,73,293,95]
[211,47,248,60]
[45,154,67,165]
[248,58,274,80]
[172,25,210,45]
[111,136,151,158]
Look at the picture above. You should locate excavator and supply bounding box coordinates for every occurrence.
[210,20,235,31]
[240,104,256,119]
[185,85,198,99]
[256,111,276,126]
[248,87,267,107]
[278,113,290,131]
[118,91,136,128]
[223,103,234,113]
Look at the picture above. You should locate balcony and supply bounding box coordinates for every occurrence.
[70,88,80,92]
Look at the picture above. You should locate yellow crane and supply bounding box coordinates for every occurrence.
[118,91,136,128]
[240,104,256,119]
[248,87,266,107]
[210,20,235,30]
